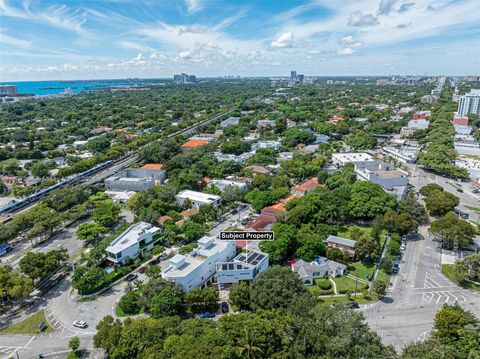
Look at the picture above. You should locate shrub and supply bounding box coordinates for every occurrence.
[315,278,332,290]
[118,291,141,315]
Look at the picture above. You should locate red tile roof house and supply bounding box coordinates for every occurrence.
[326,235,356,258]
[291,177,319,196]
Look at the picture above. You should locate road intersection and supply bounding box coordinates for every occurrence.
[363,226,480,350]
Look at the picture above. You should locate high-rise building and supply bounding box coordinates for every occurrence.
[173,73,197,84]
[457,89,480,116]
[288,70,304,87]
[0,85,18,96]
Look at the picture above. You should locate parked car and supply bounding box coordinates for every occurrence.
[393,263,399,274]
[199,311,216,318]
[346,301,359,309]
[240,219,248,225]
[400,243,406,251]
[159,253,169,260]
[457,188,464,193]
[73,320,87,328]
[126,274,138,282]
[221,302,229,313]
[150,258,160,265]
[473,189,479,194]
[138,265,148,274]
[180,312,195,319]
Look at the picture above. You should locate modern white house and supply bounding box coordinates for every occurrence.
[175,190,222,209]
[106,222,161,265]
[291,257,347,285]
[210,179,248,192]
[216,250,269,284]
[252,141,281,152]
[162,236,236,291]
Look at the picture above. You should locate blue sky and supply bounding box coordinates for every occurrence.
[0,0,479,81]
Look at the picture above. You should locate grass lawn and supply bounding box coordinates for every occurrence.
[334,276,368,293]
[0,310,52,335]
[349,262,375,281]
[115,304,145,317]
[442,264,480,292]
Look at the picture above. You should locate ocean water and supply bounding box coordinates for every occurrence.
[0,78,165,96]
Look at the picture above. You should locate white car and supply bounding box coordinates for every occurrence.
[73,320,87,328]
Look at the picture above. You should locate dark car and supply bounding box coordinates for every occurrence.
[138,265,148,274]
[126,274,138,282]
[346,302,360,309]
[473,189,479,194]
[221,302,229,313]
[180,312,195,320]
[393,264,399,274]
[150,258,160,265]
[457,188,464,193]
[199,311,216,318]
[241,219,248,225]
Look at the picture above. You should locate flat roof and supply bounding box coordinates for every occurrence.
[106,222,159,254]
[176,190,221,202]
[373,170,405,178]
[332,152,374,162]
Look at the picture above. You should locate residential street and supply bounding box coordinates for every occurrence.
[363,225,480,350]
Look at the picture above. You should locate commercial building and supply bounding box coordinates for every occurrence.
[407,118,429,130]
[162,236,236,291]
[173,73,197,84]
[457,89,480,116]
[0,85,18,96]
[326,235,356,258]
[106,222,160,265]
[289,71,305,87]
[331,152,376,168]
[216,250,269,285]
[220,117,240,128]
[355,162,409,200]
[175,190,221,208]
[105,167,167,192]
[291,257,347,285]
[382,141,421,163]
[421,95,438,104]
[453,116,472,135]
[454,136,480,156]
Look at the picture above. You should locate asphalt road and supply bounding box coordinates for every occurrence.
[363,225,480,351]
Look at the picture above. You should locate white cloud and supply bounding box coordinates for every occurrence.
[378,0,398,15]
[338,47,354,55]
[348,11,379,27]
[340,35,363,48]
[270,32,295,48]
[0,30,31,48]
[184,0,202,14]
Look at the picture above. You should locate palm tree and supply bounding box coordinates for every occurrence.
[238,327,266,359]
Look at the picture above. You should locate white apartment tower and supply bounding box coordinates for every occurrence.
[457,90,480,117]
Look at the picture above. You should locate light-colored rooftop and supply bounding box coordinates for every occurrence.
[106,222,159,254]
[176,190,221,203]
[332,152,374,162]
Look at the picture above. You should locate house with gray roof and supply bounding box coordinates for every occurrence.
[326,235,356,258]
[291,257,347,285]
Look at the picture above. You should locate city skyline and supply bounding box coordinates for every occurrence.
[1,0,480,81]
